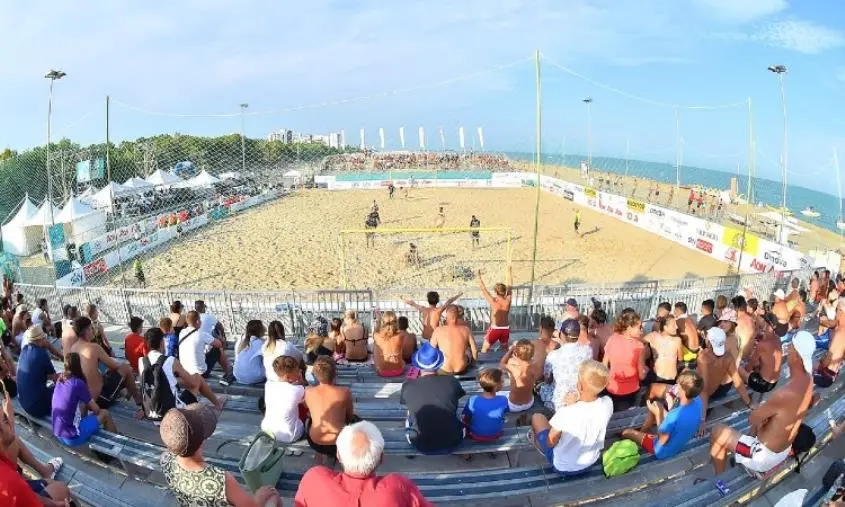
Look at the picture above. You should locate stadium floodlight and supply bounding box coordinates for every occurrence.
[582,97,593,171]
[768,65,788,243]
[44,69,66,253]
[239,103,249,173]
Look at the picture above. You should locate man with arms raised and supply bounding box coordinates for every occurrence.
[70,317,144,415]
[696,327,754,436]
[479,266,513,353]
[430,306,477,375]
[709,331,816,481]
[402,291,462,341]
[739,314,782,395]
[816,298,845,387]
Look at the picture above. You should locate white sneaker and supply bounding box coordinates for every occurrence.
[47,457,63,479]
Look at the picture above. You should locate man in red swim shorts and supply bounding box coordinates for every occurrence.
[478,266,513,353]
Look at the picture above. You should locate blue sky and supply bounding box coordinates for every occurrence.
[1,0,844,194]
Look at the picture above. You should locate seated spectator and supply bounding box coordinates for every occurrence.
[696,327,754,435]
[70,317,143,415]
[193,301,233,383]
[160,404,281,507]
[397,316,418,362]
[529,361,613,475]
[341,311,368,362]
[124,316,148,375]
[643,315,683,401]
[400,343,466,454]
[327,317,343,354]
[622,369,704,459]
[430,306,477,375]
[531,316,559,371]
[498,339,538,420]
[233,320,267,385]
[159,317,177,357]
[30,298,52,335]
[294,421,431,506]
[52,352,117,446]
[60,305,79,355]
[739,314,782,394]
[169,301,187,338]
[178,311,232,383]
[17,326,58,418]
[264,320,304,382]
[462,368,509,441]
[11,304,30,353]
[374,311,405,377]
[715,294,728,319]
[83,303,113,357]
[602,309,647,412]
[140,328,226,412]
[541,319,593,411]
[261,356,307,443]
[304,357,356,464]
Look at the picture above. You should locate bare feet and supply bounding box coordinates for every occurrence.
[214,395,229,412]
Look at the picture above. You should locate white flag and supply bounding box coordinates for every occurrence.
[459,127,465,149]
[439,127,445,150]
[340,130,346,149]
[378,128,385,150]
[477,127,485,150]
[399,127,405,149]
[419,127,425,150]
[360,128,365,149]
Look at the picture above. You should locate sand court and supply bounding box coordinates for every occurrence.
[133,188,730,290]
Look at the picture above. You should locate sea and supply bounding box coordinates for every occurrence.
[508,152,844,235]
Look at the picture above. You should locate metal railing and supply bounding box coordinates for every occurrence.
[15,267,810,340]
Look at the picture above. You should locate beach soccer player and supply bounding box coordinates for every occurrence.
[470,215,481,248]
[434,206,446,229]
[388,183,395,199]
[365,210,380,248]
[406,243,421,267]
[133,259,146,288]
[574,210,581,234]
[478,266,514,353]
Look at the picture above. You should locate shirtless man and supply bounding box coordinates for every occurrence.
[815,298,845,387]
[430,306,477,375]
[303,357,355,464]
[434,206,446,229]
[716,308,742,369]
[60,305,79,355]
[732,296,757,365]
[808,271,820,304]
[696,328,754,436]
[499,339,537,421]
[402,291,462,341]
[479,266,513,353]
[673,302,700,369]
[771,290,791,339]
[70,317,143,415]
[531,316,559,373]
[397,316,418,362]
[709,331,815,478]
[740,314,783,395]
[588,308,613,361]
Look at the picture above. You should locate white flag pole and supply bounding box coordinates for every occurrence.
[378,128,385,150]
[399,127,405,149]
[477,127,485,151]
[459,127,465,150]
[419,127,426,150]
[359,128,365,150]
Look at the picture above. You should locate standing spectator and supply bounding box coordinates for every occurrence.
[124,316,148,374]
[17,326,57,419]
[462,368,509,441]
[261,356,306,443]
[400,343,466,454]
[30,298,51,335]
[263,320,304,382]
[643,315,683,401]
[169,301,187,338]
[373,311,405,377]
[160,317,178,357]
[541,319,592,411]
[52,352,117,445]
[160,404,281,507]
[194,301,232,382]
[715,295,728,319]
[588,309,613,360]
[697,299,717,334]
[233,320,267,385]
[294,421,431,506]
[602,309,647,412]
[304,357,356,464]
[529,361,613,475]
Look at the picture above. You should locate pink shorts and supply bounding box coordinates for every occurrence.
[485,327,510,346]
[378,368,405,378]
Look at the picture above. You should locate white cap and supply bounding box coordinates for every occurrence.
[773,289,786,300]
[707,327,727,357]
[791,331,816,374]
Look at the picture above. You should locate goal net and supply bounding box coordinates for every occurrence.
[338,226,513,288]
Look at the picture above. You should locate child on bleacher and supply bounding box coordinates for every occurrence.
[160,317,177,358]
[261,355,307,443]
[462,368,509,441]
[499,339,539,421]
[51,352,117,446]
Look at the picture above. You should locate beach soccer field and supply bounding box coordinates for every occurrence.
[132,188,730,290]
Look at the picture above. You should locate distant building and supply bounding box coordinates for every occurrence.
[267,129,342,148]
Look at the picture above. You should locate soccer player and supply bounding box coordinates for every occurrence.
[470,215,481,248]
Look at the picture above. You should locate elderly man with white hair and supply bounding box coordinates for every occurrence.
[294,421,431,506]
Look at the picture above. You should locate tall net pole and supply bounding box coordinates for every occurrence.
[529,50,542,294]
[746,97,755,204]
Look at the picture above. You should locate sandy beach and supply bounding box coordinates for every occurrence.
[130,188,731,291]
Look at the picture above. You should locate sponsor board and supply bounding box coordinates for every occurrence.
[722,226,759,256]
[563,190,574,201]
[584,187,597,198]
[83,258,109,278]
[695,226,720,243]
[695,239,714,254]
[626,199,645,214]
[724,248,738,263]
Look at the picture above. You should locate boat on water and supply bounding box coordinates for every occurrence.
[801,206,821,218]
[837,220,845,231]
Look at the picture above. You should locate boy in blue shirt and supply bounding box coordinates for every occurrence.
[462,368,509,441]
[621,369,703,459]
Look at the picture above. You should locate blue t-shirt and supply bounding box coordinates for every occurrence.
[164,332,178,357]
[462,394,509,437]
[17,345,56,418]
[654,396,703,459]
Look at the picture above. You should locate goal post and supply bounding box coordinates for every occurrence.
[338,226,513,289]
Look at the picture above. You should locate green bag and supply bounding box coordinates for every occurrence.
[238,432,286,492]
[602,439,640,477]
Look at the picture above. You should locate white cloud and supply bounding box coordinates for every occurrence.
[692,0,787,22]
[754,20,845,53]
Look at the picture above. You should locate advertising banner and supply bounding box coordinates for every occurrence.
[722,226,760,257]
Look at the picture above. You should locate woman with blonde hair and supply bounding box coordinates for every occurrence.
[373,311,405,377]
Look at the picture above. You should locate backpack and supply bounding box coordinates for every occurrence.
[141,355,176,421]
[791,423,816,473]
[602,439,640,477]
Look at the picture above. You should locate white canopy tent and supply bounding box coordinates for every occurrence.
[218,171,242,181]
[183,170,220,189]
[145,169,183,187]
[283,169,302,187]
[89,181,133,210]
[25,200,62,227]
[124,177,155,193]
[1,196,41,256]
[56,196,107,244]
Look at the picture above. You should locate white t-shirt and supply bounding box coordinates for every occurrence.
[198,312,219,337]
[178,326,214,376]
[234,336,266,385]
[260,381,305,443]
[138,351,187,408]
[549,396,613,472]
[543,343,593,410]
[262,340,303,382]
[31,308,46,326]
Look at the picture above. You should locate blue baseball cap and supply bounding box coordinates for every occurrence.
[412,342,445,372]
[559,318,581,338]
